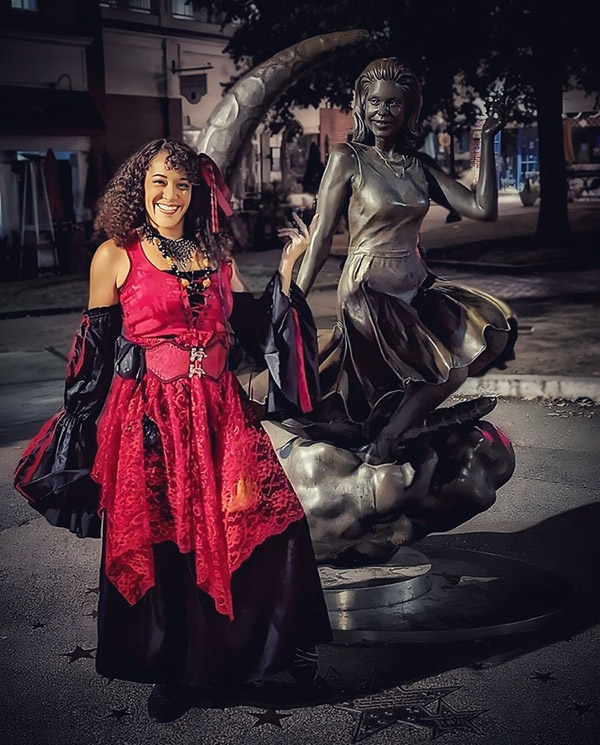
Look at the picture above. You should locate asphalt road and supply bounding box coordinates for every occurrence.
[1,376,599,745]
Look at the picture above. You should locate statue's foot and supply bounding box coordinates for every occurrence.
[402,396,498,440]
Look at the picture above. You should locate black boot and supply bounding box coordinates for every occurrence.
[288,647,331,698]
[147,683,191,723]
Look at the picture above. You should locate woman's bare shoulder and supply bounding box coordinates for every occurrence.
[93,238,126,261]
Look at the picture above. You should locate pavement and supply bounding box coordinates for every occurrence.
[0,196,599,744]
[1,396,599,745]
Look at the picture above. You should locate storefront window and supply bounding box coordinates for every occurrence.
[99,0,153,13]
[11,0,38,10]
[572,126,600,164]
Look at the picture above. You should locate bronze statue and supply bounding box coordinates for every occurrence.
[199,42,516,562]
[295,58,515,462]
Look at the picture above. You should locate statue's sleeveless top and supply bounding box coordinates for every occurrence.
[346,142,429,258]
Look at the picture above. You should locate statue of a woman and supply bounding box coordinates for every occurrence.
[295,58,515,460]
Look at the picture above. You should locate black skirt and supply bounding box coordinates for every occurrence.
[96,517,332,686]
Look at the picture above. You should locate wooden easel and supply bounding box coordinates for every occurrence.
[20,155,59,275]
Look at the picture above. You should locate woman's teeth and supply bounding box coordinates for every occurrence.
[156,204,179,215]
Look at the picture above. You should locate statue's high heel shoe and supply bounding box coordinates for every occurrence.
[402,396,498,441]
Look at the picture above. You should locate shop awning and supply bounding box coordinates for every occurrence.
[0,86,105,136]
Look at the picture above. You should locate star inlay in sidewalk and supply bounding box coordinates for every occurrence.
[249,709,293,728]
[417,699,486,738]
[336,671,485,743]
[567,701,593,715]
[61,645,96,663]
[532,671,555,683]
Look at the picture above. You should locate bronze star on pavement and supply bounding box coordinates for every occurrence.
[61,645,96,663]
[336,682,463,743]
[249,709,293,728]
[417,699,486,738]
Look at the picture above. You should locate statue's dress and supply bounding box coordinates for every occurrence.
[319,143,515,427]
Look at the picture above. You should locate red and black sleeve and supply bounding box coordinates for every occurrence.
[13,304,121,538]
[228,272,320,419]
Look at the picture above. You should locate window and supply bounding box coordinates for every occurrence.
[99,0,153,13]
[172,0,211,21]
[11,0,39,10]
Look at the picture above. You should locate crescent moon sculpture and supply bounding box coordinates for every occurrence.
[196,30,371,180]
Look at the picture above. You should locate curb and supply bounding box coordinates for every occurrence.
[458,373,600,403]
[425,258,600,274]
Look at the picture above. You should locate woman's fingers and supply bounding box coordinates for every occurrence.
[277,228,302,240]
[291,211,310,239]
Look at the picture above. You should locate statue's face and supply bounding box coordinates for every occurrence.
[365,79,406,140]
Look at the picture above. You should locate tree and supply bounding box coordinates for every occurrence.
[202,0,598,250]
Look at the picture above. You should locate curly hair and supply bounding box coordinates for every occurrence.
[94,138,231,259]
[352,59,423,151]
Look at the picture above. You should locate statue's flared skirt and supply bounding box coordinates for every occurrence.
[317,269,517,427]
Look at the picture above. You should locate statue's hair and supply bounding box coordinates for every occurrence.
[352,58,422,150]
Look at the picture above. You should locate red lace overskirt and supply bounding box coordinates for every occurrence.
[91,371,305,619]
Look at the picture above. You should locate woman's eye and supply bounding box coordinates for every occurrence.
[179,183,190,190]
[153,180,167,186]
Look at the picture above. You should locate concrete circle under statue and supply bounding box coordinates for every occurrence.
[320,546,573,643]
[320,547,433,612]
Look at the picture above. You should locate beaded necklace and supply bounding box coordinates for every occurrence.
[141,222,217,298]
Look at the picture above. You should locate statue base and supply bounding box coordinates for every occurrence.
[320,547,572,643]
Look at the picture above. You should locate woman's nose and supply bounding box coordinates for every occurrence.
[162,183,176,201]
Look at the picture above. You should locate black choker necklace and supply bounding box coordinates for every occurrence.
[141,222,197,265]
[141,222,217,299]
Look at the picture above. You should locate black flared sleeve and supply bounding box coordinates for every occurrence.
[14,305,121,538]
[229,272,320,419]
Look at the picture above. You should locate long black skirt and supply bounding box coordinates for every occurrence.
[96,517,332,686]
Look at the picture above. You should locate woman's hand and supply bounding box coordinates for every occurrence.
[481,93,507,138]
[278,212,318,264]
[277,212,319,296]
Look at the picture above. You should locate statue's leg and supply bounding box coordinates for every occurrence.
[369,366,469,462]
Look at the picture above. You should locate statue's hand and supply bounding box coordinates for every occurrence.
[277,212,319,265]
[481,93,507,138]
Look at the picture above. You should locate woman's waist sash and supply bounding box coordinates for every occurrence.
[115,335,228,383]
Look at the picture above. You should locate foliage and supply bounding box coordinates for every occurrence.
[200,0,597,129]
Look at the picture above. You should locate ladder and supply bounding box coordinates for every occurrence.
[19,156,59,275]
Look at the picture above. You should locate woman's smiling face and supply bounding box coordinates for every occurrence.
[144,150,192,232]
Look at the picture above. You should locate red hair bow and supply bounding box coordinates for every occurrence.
[198,154,233,233]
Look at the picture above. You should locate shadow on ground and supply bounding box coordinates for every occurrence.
[178,502,599,713]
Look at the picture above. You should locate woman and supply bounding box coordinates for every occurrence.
[14,139,331,722]
[294,59,516,461]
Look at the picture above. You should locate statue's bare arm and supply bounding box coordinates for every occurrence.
[423,129,498,221]
[296,143,356,295]
[423,102,505,222]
